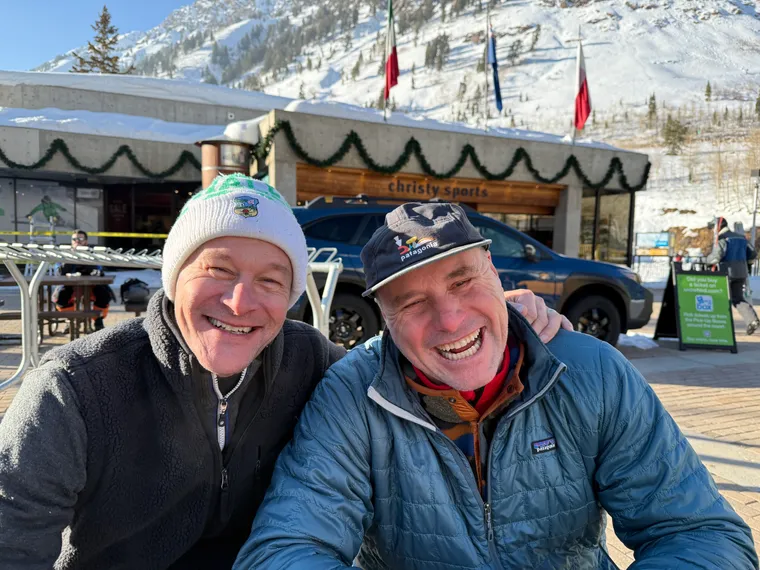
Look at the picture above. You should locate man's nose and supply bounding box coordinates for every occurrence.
[434,298,465,333]
[222,281,257,315]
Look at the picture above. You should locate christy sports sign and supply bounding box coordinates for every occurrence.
[654,264,737,353]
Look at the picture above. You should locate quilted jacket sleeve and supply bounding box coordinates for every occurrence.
[594,342,758,569]
[233,355,374,570]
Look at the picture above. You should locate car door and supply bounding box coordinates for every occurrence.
[469,218,559,307]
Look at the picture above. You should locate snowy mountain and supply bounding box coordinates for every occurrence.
[31,0,760,240]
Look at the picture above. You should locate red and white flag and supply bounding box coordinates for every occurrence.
[384,0,399,100]
[574,40,591,131]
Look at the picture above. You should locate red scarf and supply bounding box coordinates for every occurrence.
[412,344,511,415]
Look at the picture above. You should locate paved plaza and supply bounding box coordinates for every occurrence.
[0,289,758,568]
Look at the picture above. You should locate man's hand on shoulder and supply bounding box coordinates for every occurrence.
[504,289,573,344]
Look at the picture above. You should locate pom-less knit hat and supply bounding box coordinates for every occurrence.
[161,173,307,307]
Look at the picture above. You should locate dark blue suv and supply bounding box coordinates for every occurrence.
[288,197,653,348]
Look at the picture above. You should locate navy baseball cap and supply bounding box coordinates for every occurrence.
[360,202,491,297]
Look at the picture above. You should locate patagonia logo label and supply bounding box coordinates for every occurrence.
[532,437,557,455]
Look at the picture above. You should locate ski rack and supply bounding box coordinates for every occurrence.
[0,244,343,390]
[305,247,344,338]
[0,244,165,391]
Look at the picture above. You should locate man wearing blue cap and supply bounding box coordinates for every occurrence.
[236,202,757,569]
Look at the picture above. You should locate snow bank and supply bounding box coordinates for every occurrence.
[0,107,224,144]
[617,333,659,350]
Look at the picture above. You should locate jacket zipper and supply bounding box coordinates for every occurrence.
[414,362,566,569]
[211,367,248,453]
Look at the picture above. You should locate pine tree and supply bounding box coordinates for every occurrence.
[351,55,362,81]
[411,76,415,89]
[647,93,657,128]
[299,82,305,99]
[738,107,743,123]
[477,51,485,73]
[71,5,134,74]
[592,109,596,126]
[663,114,687,155]
[412,63,416,75]
[705,81,712,102]
[756,94,760,119]
[724,106,729,120]
[713,110,718,124]
[510,115,516,127]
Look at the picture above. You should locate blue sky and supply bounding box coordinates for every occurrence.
[0,1,188,71]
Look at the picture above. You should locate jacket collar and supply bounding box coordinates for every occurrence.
[143,289,283,393]
[367,304,567,431]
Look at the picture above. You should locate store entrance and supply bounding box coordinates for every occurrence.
[104,183,199,250]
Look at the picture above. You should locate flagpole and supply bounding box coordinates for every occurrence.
[571,25,581,145]
[383,0,389,122]
[484,4,490,132]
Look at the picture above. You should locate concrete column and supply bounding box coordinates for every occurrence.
[553,180,582,257]
[267,148,298,206]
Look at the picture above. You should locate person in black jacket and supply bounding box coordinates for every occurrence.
[54,230,111,331]
[706,217,759,335]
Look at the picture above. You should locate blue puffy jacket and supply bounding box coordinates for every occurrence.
[235,308,757,569]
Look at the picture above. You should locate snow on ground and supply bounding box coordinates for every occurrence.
[0,107,224,144]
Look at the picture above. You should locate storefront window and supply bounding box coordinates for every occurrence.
[0,178,15,235]
[482,213,555,249]
[596,192,631,265]
[15,180,76,244]
[75,188,104,245]
[579,188,597,261]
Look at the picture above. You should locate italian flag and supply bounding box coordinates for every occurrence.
[384,0,399,100]
[574,39,591,130]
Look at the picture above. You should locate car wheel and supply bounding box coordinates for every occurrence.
[565,295,622,346]
[329,293,380,349]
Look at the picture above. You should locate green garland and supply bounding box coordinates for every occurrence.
[0,138,201,180]
[255,119,651,192]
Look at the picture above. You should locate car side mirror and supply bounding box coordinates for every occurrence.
[524,244,539,262]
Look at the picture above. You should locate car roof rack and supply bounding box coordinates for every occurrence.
[303,195,477,212]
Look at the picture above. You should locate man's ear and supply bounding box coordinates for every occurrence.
[484,249,498,277]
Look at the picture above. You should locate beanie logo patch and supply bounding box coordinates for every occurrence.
[233,195,260,218]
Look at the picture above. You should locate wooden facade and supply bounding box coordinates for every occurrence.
[296,164,564,216]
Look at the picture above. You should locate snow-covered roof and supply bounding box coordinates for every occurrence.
[282,99,627,152]
[0,107,224,144]
[0,70,294,111]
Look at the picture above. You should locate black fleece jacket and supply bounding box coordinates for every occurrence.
[0,290,345,569]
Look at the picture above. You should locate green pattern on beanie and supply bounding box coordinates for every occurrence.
[179,173,290,218]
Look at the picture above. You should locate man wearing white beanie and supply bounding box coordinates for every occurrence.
[0,173,568,569]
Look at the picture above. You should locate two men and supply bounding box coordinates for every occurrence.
[0,175,565,569]
[54,230,112,331]
[706,217,759,335]
[237,203,757,569]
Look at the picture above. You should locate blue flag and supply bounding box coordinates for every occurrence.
[487,24,503,112]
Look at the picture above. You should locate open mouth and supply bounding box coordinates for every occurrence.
[435,328,484,361]
[208,316,254,335]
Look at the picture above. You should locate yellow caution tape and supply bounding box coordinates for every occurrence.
[0,231,168,238]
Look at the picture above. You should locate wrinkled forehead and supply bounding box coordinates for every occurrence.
[378,248,489,306]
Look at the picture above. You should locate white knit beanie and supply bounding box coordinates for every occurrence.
[162,173,307,307]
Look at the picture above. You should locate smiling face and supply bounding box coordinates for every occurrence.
[376,247,509,392]
[173,236,292,377]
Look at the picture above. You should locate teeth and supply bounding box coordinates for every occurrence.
[209,317,253,335]
[438,335,482,361]
[436,329,480,352]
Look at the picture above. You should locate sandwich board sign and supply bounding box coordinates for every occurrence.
[654,263,737,353]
